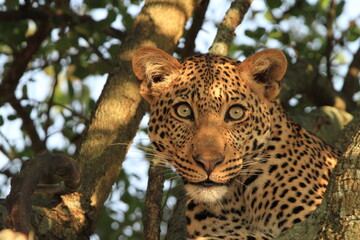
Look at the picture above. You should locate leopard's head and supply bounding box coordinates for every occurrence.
[132,47,287,203]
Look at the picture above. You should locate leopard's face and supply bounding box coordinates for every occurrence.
[147,56,275,203]
[133,47,287,203]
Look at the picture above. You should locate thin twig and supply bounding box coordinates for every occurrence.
[325,0,336,83]
[161,178,174,213]
[44,70,60,143]
[0,131,19,160]
[52,102,88,121]
[209,0,253,56]
[0,145,11,161]
[8,97,46,152]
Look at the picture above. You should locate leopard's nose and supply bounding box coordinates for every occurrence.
[193,155,224,174]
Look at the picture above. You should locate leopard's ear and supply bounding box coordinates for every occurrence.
[239,49,287,100]
[132,47,181,102]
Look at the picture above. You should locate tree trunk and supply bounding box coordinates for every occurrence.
[275,115,360,240]
[1,1,199,239]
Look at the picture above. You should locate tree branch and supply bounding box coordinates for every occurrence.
[0,9,48,21]
[143,163,165,240]
[341,46,360,112]
[5,151,80,235]
[209,0,253,56]
[181,0,210,58]
[7,98,46,152]
[44,71,59,144]
[105,27,127,40]
[0,20,52,152]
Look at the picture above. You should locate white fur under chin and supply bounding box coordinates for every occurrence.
[185,184,229,204]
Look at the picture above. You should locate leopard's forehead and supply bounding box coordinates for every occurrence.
[183,53,241,69]
[179,54,242,84]
[168,54,250,113]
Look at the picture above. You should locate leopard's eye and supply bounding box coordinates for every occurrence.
[226,105,245,121]
[174,102,193,120]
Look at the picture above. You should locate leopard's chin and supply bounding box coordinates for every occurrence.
[184,182,229,204]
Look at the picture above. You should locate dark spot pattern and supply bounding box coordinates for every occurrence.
[142,51,340,240]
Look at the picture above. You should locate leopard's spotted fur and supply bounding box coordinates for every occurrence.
[132,47,339,239]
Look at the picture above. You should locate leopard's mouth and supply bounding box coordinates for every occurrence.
[184,178,234,188]
[192,180,225,188]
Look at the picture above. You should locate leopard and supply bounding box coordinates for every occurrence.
[132,47,339,240]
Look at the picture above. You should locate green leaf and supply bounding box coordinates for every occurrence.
[281,32,290,45]
[55,37,72,52]
[108,44,120,59]
[22,84,28,99]
[335,1,345,17]
[44,65,56,77]
[320,0,329,10]
[105,9,117,24]
[268,30,282,40]
[88,99,96,111]
[85,0,108,9]
[245,28,266,39]
[7,114,17,121]
[0,116,4,126]
[5,0,19,9]
[62,127,74,139]
[266,0,282,9]
[67,79,75,99]
[264,10,274,21]
[74,25,91,37]
[73,65,89,79]
[347,25,360,42]
[82,85,90,102]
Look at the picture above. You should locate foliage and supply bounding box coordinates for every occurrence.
[0,0,359,239]
[230,0,360,114]
[0,0,141,238]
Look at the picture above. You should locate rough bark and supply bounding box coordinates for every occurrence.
[275,115,360,240]
[5,152,80,235]
[209,0,253,56]
[1,0,199,239]
[143,163,165,240]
